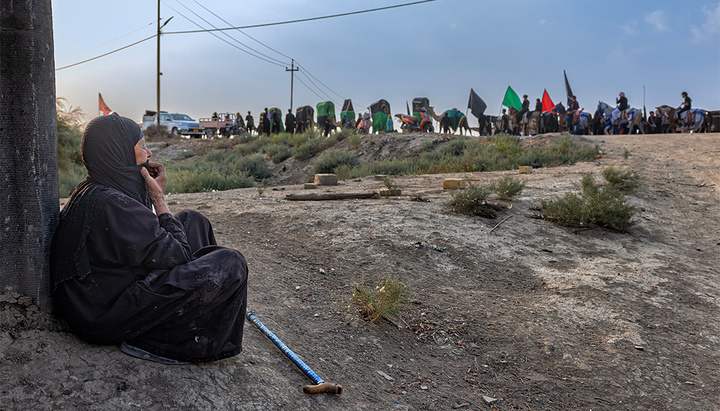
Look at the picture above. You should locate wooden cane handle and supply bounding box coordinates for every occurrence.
[303,382,343,395]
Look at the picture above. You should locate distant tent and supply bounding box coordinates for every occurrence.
[316,101,336,127]
[444,108,465,132]
[370,99,391,133]
[341,99,355,125]
[269,107,285,132]
[296,105,314,127]
[412,97,430,119]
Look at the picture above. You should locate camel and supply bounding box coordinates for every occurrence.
[427,107,472,136]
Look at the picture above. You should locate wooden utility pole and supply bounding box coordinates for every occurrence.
[157,0,161,126]
[155,2,172,126]
[0,0,58,308]
[286,59,299,111]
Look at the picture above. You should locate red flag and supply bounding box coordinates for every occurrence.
[98,93,112,115]
[541,89,554,112]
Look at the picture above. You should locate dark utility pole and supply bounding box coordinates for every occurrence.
[156,2,172,126]
[286,59,299,111]
[157,1,161,125]
[0,0,58,308]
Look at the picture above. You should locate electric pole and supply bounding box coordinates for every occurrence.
[156,1,172,126]
[156,0,161,126]
[286,59,299,111]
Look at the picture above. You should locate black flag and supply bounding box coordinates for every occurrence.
[467,88,487,118]
[564,70,574,105]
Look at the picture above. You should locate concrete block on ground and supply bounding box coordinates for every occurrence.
[518,166,533,174]
[304,183,318,189]
[443,178,466,190]
[314,174,338,186]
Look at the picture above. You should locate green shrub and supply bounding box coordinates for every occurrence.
[293,137,324,160]
[313,150,359,174]
[602,167,639,193]
[349,134,362,149]
[264,144,292,164]
[491,175,526,200]
[351,276,410,322]
[164,163,255,193]
[540,172,637,232]
[446,184,496,218]
[56,98,86,197]
[234,153,270,179]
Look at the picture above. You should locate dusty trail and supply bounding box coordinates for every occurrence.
[1,132,719,410]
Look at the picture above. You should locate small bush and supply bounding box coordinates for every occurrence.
[420,138,436,152]
[351,276,410,322]
[382,175,400,189]
[235,153,270,179]
[446,184,496,218]
[349,134,362,149]
[293,137,324,160]
[602,167,639,193]
[264,144,292,164]
[313,150,359,174]
[491,175,526,200]
[540,172,637,232]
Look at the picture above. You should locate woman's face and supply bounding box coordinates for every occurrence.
[134,138,151,165]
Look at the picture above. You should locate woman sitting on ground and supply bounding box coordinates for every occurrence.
[51,113,248,364]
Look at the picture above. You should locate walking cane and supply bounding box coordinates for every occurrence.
[246,311,343,395]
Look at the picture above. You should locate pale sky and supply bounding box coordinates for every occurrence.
[53,0,720,125]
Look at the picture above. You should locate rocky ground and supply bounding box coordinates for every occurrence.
[1,130,719,410]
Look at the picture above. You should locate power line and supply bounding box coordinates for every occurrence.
[171,0,288,66]
[56,35,156,71]
[56,22,155,60]
[294,76,326,101]
[165,2,287,68]
[295,62,346,101]
[297,70,335,105]
[189,0,292,63]
[164,0,437,35]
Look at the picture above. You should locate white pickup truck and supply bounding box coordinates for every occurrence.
[140,111,203,137]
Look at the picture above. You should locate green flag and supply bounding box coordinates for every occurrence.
[502,86,521,110]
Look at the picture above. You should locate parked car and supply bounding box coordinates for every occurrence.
[140,111,203,137]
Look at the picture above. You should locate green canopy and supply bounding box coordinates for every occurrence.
[316,101,336,128]
[340,99,355,126]
[269,107,285,132]
[370,99,391,133]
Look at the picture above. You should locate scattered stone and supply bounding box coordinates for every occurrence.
[376,370,394,381]
[304,183,318,189]
[374,175,387,181]
[482,395,497,404]
[420,385,428,390]
[314,174,338,186]
[453,403,470,409]
[17,296,33,307]
[634,345,645,351]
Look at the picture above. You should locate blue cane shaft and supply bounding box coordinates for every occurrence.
[246,311,324,385]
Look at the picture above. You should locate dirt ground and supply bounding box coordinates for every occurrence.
[1,131,719,410]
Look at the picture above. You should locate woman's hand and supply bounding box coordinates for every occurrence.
[140,162,171,215]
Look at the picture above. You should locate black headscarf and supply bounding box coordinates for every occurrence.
[51,113,150,291]
[82,113,151,209]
